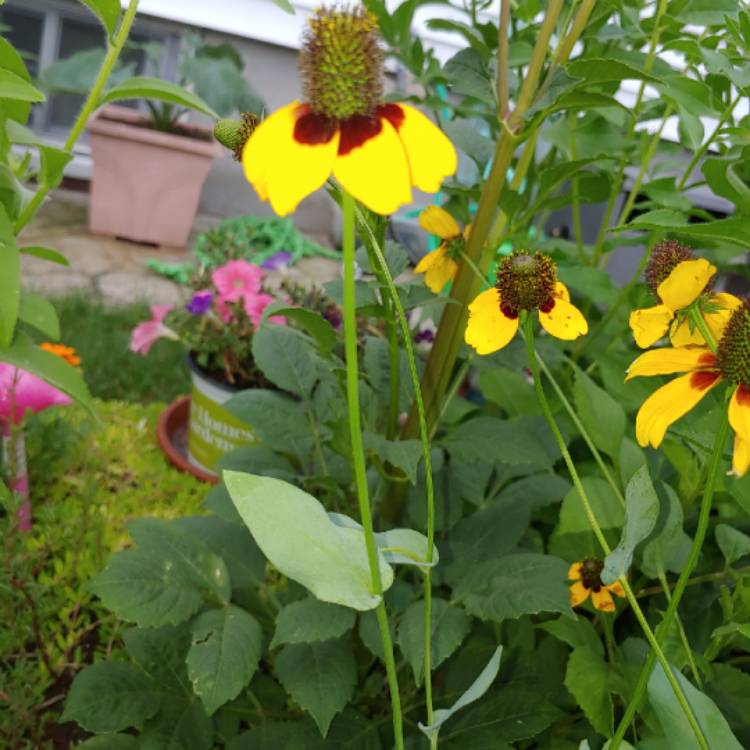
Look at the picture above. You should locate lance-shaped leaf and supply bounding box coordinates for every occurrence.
[224,472,393,610]
[602,465,659,584]
[419,646,503,743]
[79,0,121,37]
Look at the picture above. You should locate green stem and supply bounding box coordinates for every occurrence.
[610,409,730,749]
[524,316,710,750]
[14,0,141,234]
[432,355,474,441]
[341,192,404,750]
[354,206,437,740]
[689,306,717,352]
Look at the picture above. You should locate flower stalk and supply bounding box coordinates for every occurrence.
[341,192,404,749]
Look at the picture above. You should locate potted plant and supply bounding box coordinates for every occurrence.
[41,36,264,247]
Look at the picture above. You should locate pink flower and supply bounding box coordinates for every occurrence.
[212,260,263,302]
[216,292,283,327]
[130,305,178,355]
[0,364,71,426]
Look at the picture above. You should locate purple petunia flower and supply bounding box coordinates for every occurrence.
[262,251,292,272]
[186,289,213,316]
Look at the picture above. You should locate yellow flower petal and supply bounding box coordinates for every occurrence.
[731,434,750,478]
[567,562,583,581]
[630,304,673,348]
[728,382,750,477]
[333,116,412,215]
[538,297,588,341]
[669,316,705,347]
[242,101,339,217]
[707,293,743,341]
[554,281,570,302]
[607,581,627,599]
[392,103,457,193]
[657,258,716,311]
[464,288,519,355]
[626,346,715,382]
[635,371,721,448]
[419,206,460,239]
[463,223,472,242]
[591,588,616,612]
[569,581,590,607]
[415,246,457,293]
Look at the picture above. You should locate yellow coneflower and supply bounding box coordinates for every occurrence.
[568,558,626,613]
[414,206,471,293]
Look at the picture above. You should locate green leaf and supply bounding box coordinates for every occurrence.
[674,0,740,25]
[574,367,626,458]
[478,367,539,416]
[224,472,393,610]
[538,613,604,656]
[648,662,743,749]
[187,605,263,715]
[398,598,471,684]
[442,48,494,101]
[0,332,93,412]
[19,245,69,265]
[275,639,357,736]
[657,77,718,117]
[261,302,337,356]
[18,293,59,340]
[78,0,121,37]
[224,389,313,460]
[141,696,213,750]
[77,737,139,750]
[442,119,494,166]
[555,477,624,538]
[615,211,750,249]
[358,610,396,661]
[252,324,328,397]
[0,37,33,122]
[0,67,45,103]
[123,624,192,693]
[640,482,692,578]
[558,265,617,306]
[567,58,661,85]
[90,518,231,626]
[102,76,220,119]
[703,158,750,213]
[363,431,422,483]
[453,553,574,622]
[419,646,503,743]
[565,647,613,736]
[39,145,73,189]
[602,465,659,584]
[271,598,356,649]
[715,524,750,566]
[61,663,159,733]
[0,240,20,347]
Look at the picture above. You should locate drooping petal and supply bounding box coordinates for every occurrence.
[635,371,721,449]
[657,258,716,311]
[728,386,750,472]
[380,103,457,193]
[415,246,457,293]
[419,205,460,239]
[567,562,583,581]
[464,288,519,355]
[242,101,339,217]
[607,581,627,599]
[333,114,411,215]
[707,293,743,341]
[554,282,570,302]
[591,588,616,613]
[0,364,71,424]
[625,346,715,382]
[538,297,588,341]
[731,434,750,478]
[569,581,590,607]
[630,304,674,348]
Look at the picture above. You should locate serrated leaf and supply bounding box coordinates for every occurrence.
[363,432,422,484]
[90,518,231,626]
[442,119,494,166]
[565,647,613,736]
[271,598,356,648]
[78,0,121,37]
[141,697,213,750]
[419,646,502,742]
[187,605,262,715]
[715,524,750,567]
[61,663,159,733]
[453,553,574,622]
[574,367,625,458]
[275,640,357,736]
[602,465,659,584]
[224,472,393,610]
[102,76,219,118]
[398,598,471,684]
[649,662,743,749]
[123,624,192,694]
[442,48,493,102]
[567,58,661,85]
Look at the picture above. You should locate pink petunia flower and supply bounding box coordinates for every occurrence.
[0,364,72,426]
[212,260,263,302]
[130,305,178,355]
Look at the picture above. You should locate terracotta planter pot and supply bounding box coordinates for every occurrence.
[88,105,220,247]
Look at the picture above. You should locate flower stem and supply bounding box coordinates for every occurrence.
[610,408,730,749]
[354,205,437,740]
[14,0,141,234]
[523,316,709,750]
[341,192,404,750]
[689,306,717,353]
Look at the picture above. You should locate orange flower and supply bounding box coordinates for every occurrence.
[40,343,80,367]
[568,558,626,613]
